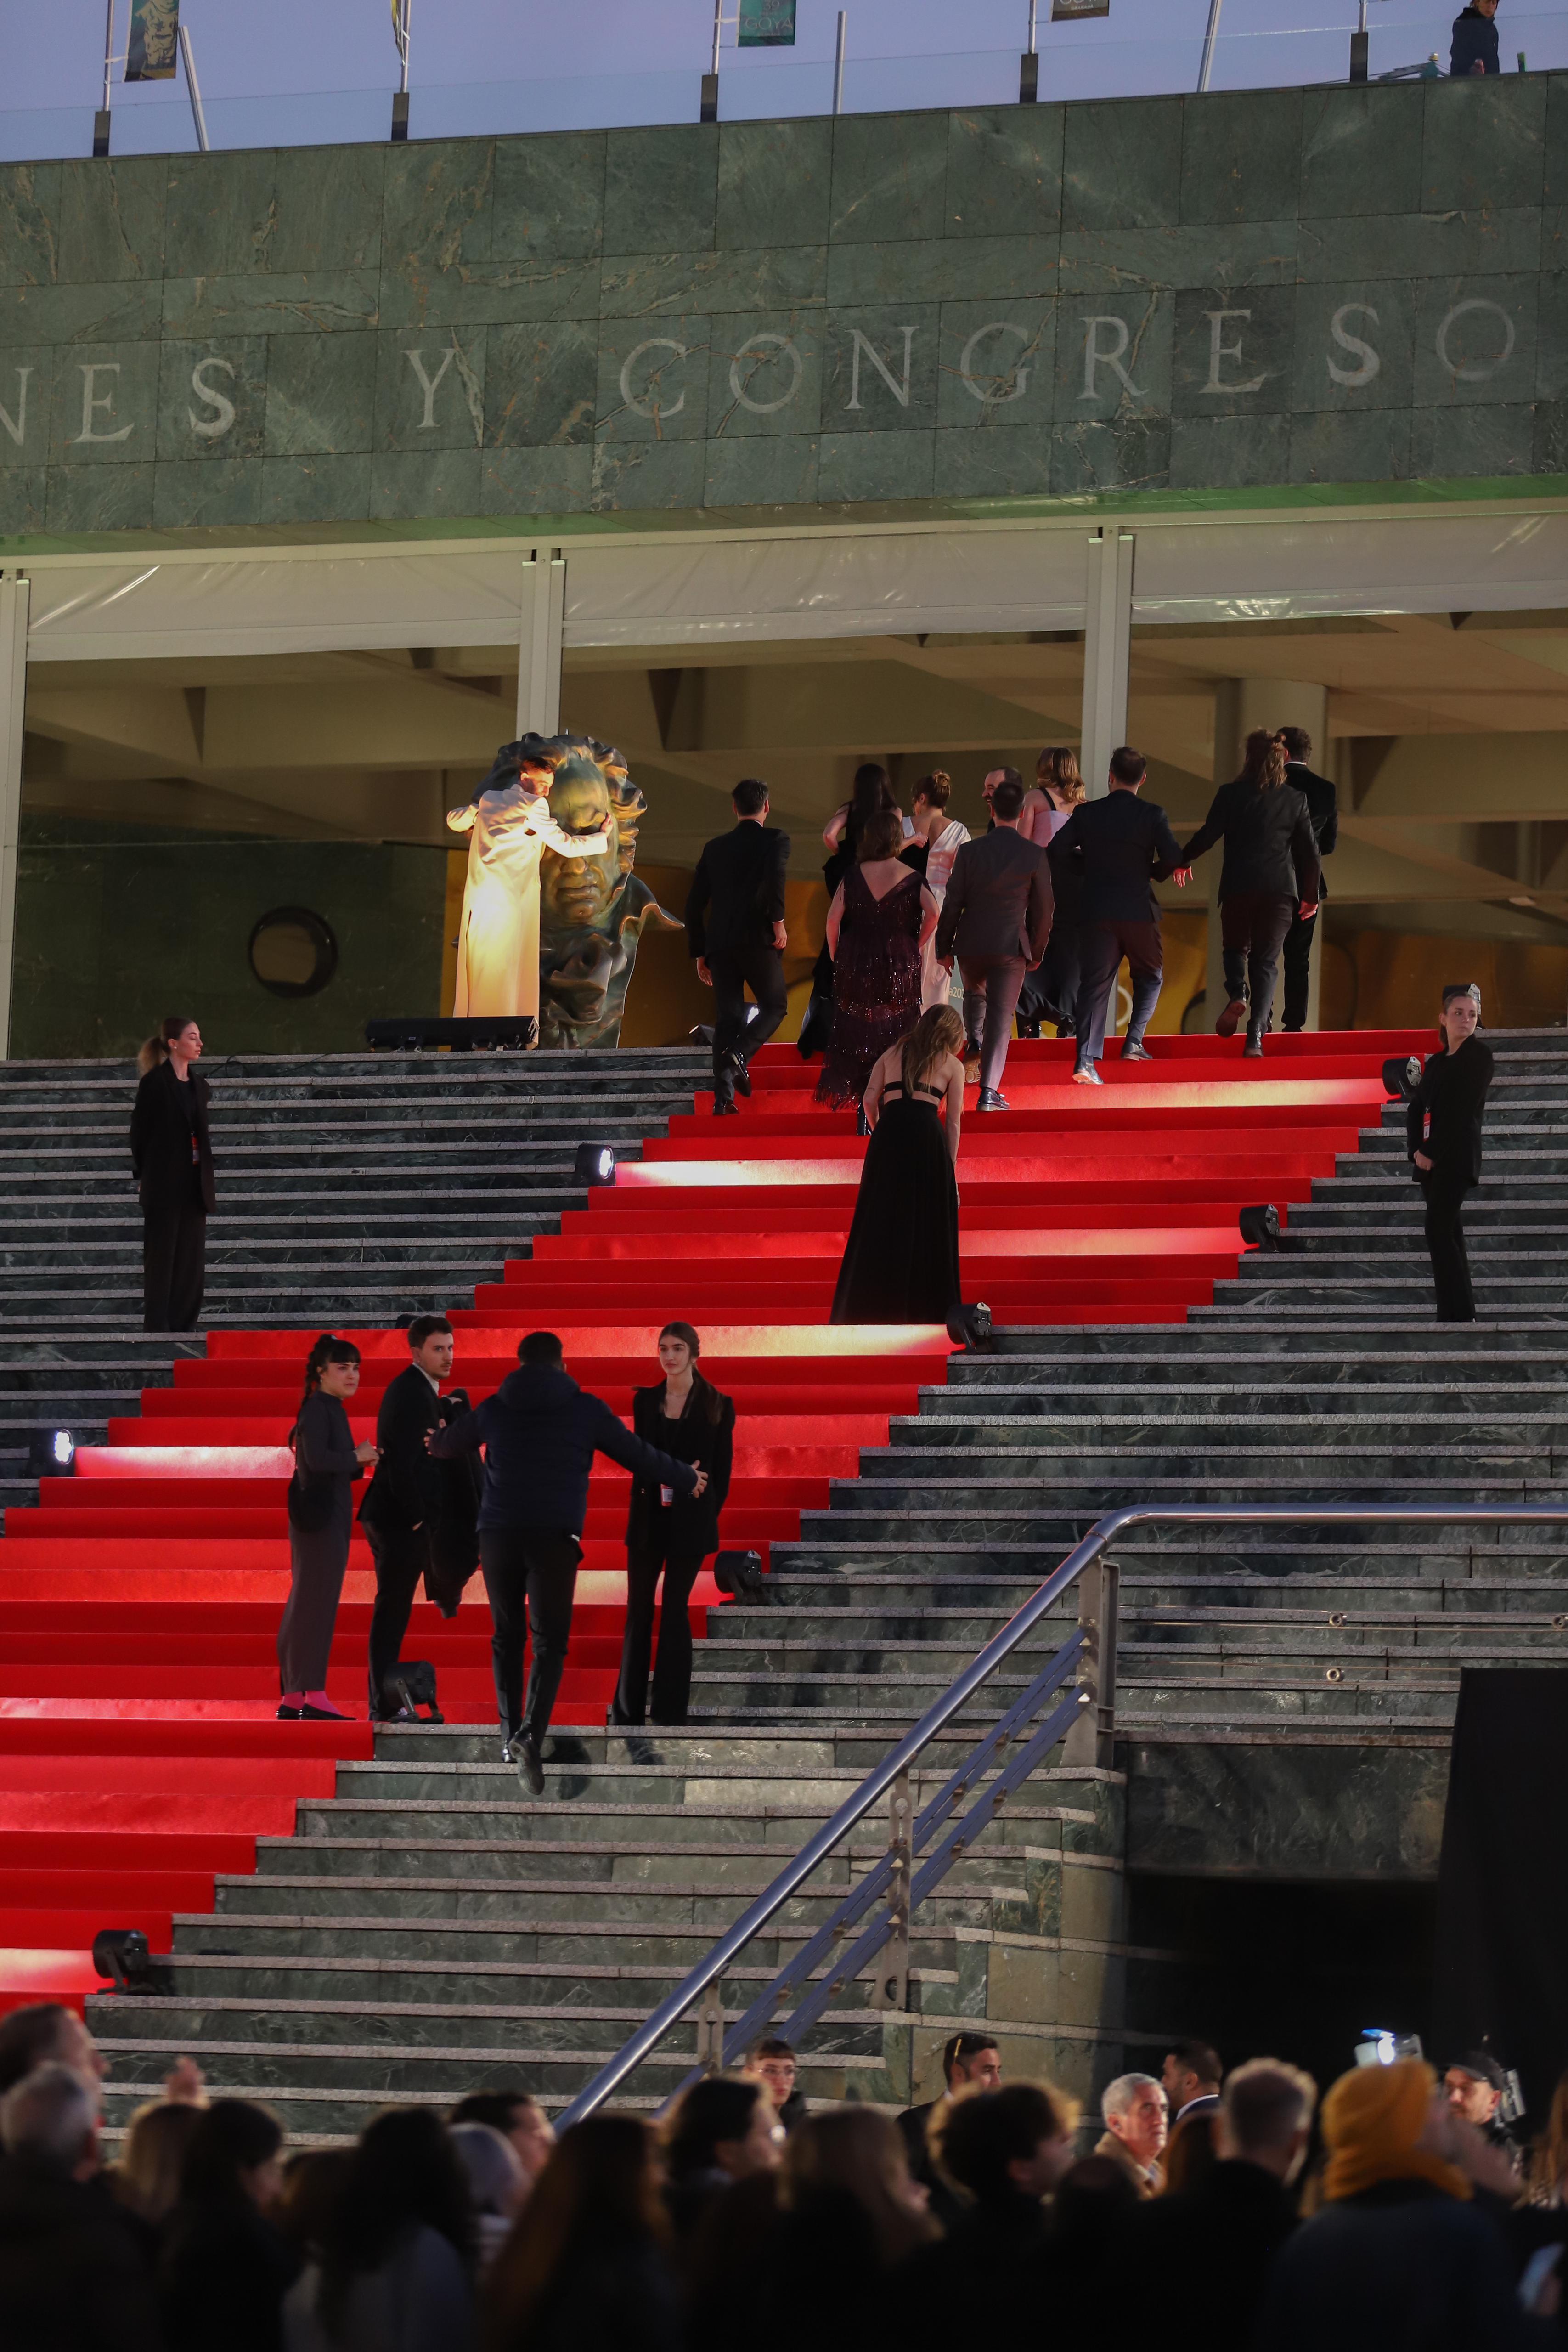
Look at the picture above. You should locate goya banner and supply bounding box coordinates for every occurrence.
[739,0,797,45]
[125,0,180,80]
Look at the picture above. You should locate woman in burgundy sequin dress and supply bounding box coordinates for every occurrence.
[815,810,938,1111]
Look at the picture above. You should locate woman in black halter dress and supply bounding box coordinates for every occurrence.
[831,1005,966,1325]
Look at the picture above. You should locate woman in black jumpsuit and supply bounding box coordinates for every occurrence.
[1406,983,1495,1323]
[612,1322,734,1727]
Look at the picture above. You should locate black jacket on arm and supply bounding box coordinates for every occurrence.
[685,824,790,958]
[129,1057,216,1213]
[1049,792,1185,923]
[624,1379,735,1555]
[429,1362,698,1534]
[1406,1035,1494,1185]
[1181,776,1320,903]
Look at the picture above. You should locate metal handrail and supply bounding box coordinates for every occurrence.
[558,1501,1568,2126]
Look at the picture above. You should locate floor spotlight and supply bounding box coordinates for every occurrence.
[946,1302,995,1351]
[91,1927,155,1990]
[1239,1204,1281,1250]
[28,1427,76,1477]
[1382,1053,1423,1100]
[573,1143,616,1187]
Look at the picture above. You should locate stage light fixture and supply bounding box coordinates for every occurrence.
[946,1302,995,1352]
[28,1427,76,1477]
[1355,2026,1423,2068]
[573,1143,617,1187]
[91,1927,154,1991]
[1382,1053,1423,1100]
[1238,1204,1281,1251]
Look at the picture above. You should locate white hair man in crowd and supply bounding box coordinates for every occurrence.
[1096,2070,1168,2196]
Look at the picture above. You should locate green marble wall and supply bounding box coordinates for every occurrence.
[0,76,1565,536]
[12,820,446,1055]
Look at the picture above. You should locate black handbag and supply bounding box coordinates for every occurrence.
[379,1660,444,1724]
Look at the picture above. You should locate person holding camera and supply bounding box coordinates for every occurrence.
[357,1315,480,1722]
[1408,983,1495,1324]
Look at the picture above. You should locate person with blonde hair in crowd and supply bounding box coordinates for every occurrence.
[130,1014,215,1332]
[1018,746,1086,1037]
[112,2097,206,2234]
[832,1004,965,1325]
[1179,727,1320,1057]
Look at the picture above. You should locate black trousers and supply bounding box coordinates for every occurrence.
[1075,920,1163,1064]
[479,1526,581,1747]
[709,943,788,1100]
[1221,892,1295,1038]
[612,1533,705,1725]
[365,1521,429,1714]
[1281,901,1319,1031]
[959,955,1026,1095]
[1421,1169,1476,1323]
[143,1199,207,1332]
[1030,918,1081,1034]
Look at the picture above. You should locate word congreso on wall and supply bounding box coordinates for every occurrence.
[0,295,1529,453]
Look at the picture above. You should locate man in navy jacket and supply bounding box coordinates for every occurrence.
[1450,0,1500,74]
[430,1330,704,1790]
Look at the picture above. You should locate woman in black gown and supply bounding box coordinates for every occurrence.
[832,1006,966,1325]
[815,810,938,1111]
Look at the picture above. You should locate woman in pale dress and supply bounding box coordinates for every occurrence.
[1016,746,1086,1039]
[900,771,970,1012]
[448,742,609,1027]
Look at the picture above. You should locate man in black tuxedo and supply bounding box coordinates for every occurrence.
[1050,746,1190,1085]
[357,1314,477,1720]
[934,770,1052,1110]
[1276,725,1338,1032]
[685,777,791,1114]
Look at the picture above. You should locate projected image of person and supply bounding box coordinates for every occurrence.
[832,1006,965,1326]
[1408,983,1495,1324]
[276,1336,378,1722]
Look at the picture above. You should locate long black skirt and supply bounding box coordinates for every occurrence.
[830,1096,961,1324]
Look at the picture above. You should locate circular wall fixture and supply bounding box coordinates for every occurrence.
[248,906,339,999]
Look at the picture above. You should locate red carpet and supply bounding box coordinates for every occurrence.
[0,1030,1427,2013]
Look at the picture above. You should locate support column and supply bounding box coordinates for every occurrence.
[0,573,28,1059]
[1205,676,1329,1029]
[516,547,566,739]
[1079,527,1134,799]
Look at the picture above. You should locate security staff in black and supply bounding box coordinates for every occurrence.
[357,1314,480,1719]
[685,777,790,1114]
[1180,729,1321,1055]
[129,1015,215,1332]
[1277,724,1338,1031]
[1407,984,1495,1324]
[429,1329,704,1793]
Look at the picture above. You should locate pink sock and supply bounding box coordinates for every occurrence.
[305,1690,348,1714]
[280,1691,304,1706]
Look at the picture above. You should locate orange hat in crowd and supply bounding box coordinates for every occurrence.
[1320,2058,1472,2204]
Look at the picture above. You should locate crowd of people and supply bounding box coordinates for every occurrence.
[4,1997,1565,2352]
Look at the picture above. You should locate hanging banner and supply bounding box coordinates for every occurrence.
[125,0,180,79]
[739,0,797,45]
[1052,0,1110,16]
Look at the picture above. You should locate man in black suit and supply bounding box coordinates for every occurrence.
[685,778,790,1115]
[934,771,1053,1110]
[1277,725,1338,1032]
[1050,746,1190,1086]
[358,1314,476,1721]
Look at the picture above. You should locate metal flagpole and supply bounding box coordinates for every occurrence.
[179,23,209,152]
[1020,0,1040,99]
[1197,0,1223,90]
[94,0,115,155]
[701,0,722,121]
[391,0,411,138]
[833,10,847,113]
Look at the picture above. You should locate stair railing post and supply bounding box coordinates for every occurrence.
[1063,1557,1118,1769]
[870,1768,913,2012]
[696,1974,727,2074]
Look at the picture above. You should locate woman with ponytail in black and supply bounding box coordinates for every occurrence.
[130,1014,215,1332]
[276,1336,378,1720]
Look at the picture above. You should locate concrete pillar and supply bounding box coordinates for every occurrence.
[1205,676,1329,1030]
[1080,527,1134,800]
[516,547,566,738]
[0,572,28,1058]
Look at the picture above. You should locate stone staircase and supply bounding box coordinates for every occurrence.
[72,1028,1568,2132]
[0,1046,707,1511]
